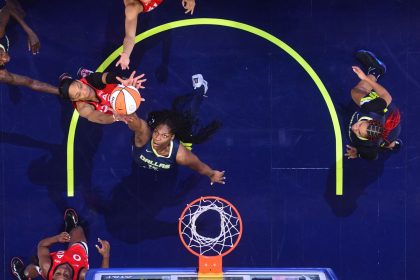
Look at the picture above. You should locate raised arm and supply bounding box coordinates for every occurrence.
[96,238,111,268]
[78,238,110,280]
[176,144,225,185]
[117,0,143,70]
[85,72,116,89]
[0,70,59,94]
[87,71,146,89]
[127,113,151,147]
[38,232,71,278]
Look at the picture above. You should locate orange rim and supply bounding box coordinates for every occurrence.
[178,196,243,257]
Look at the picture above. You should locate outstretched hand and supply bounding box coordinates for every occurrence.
[345,145,358,159]
[95,238,110,258]
[210,170,226,185]
[110,108,132,124]
[116,71,147,90]
[352,66,367,81]
[27,31,40,54]
[116,52,130,70]
[56,232,71,243]
[182,0,195,14]
[113,113,130,124]
[124,112,139,123]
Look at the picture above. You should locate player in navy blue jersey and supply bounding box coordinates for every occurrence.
[345,50,401,160]
[128,75,225,185]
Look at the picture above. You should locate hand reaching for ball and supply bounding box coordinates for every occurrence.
[116,71,147,90]
[111,71,146,116]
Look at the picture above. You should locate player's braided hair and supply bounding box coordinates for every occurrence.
[147,109,221,144]
[382,109,401,144]
[366,109,401,143]
[365,119,384,141]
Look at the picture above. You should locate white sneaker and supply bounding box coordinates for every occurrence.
[192,74,208,96]
[77,67,94,78]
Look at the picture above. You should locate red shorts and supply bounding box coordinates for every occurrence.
[139,0,164,12]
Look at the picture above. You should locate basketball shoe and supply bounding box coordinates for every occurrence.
[392,139,403,152]
[355,50,387,80]
[59,73,72,81]
[64,208,79,233]
[10,257,26,280]
[192,74,208,97]
[77,67,94,78]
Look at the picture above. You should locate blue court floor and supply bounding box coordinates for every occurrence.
[1,1,420,279]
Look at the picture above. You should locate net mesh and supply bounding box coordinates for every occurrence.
[179,197,241,256]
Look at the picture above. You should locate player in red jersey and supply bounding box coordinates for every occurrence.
[10,209,110,280]
[0,0,58,94]
[116,0,196,70]
[58,70,146,124]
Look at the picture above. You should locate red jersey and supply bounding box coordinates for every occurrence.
[72,78,118,115]
[139,0,163,12]
[45,243,89,280]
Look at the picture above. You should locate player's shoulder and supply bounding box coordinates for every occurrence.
[176,141,193,162]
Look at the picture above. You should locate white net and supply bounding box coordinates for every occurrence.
[179,197,242,256]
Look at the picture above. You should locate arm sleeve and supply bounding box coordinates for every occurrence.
[105,72,119,84]
[85,72,119,89]
[85,72,107,89]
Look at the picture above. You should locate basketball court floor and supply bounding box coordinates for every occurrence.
[1,0,419,279]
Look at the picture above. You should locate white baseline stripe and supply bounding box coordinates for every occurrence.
[272,167,330,170]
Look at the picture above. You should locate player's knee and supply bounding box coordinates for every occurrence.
[351,87,368,96]
[71,225,84,233]
[0,69,7,81]
[70,225,86,240]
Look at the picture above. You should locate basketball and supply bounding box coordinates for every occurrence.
[110,85,142,115]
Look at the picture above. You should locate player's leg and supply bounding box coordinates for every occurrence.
[5,0,25,18]
[172,74,208,116]
[351,83,372,106]
[69,226,87,244]
[352,50,388,106]
[0,3,12,38]
[64,208,87,244]
[11,257,41,280]
[355,50,386,80]
[23,264,41,279]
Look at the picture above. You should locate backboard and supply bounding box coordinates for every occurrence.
[85,267,338,280]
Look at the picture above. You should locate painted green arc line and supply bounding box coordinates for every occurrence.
[67,18,343,197]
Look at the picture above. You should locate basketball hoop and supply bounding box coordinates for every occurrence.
[178,196,243,276]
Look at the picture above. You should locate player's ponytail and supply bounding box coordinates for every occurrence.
[58,74,75,100]
[147,109,221,145]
